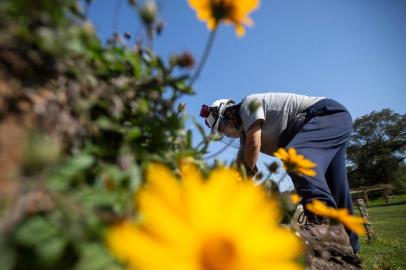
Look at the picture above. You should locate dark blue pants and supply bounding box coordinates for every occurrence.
[286,99,360,253]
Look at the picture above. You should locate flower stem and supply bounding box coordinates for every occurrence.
[189,29,217,87]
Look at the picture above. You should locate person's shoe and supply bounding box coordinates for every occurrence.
[298,218,351,247]
[297,215,362,269]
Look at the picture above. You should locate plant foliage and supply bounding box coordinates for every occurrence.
[0,1,207,269]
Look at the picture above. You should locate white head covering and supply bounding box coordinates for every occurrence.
[200,98,235,139]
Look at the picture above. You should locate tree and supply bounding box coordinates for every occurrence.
[346,109,406,189]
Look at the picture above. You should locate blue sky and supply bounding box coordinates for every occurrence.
[87,0,406,190]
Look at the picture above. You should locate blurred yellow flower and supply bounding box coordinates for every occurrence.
[306,199,366,236]
[107,163,303,270]
[290,193,301,204]
[274,148,317,177]
[187,0,260,37]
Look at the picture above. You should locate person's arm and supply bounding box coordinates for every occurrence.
[243,120,262,170]
[236,147,244,166]
[235,132,246,166]
[238,97,265,175]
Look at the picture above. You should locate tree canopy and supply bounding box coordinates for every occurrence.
[346,109,406,189]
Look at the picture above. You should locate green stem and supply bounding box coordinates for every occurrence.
[189,29,217,87]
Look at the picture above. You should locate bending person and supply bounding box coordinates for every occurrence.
[199,92,359,254]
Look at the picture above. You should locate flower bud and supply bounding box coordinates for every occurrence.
[156,21,165,35]
[178,102,186,113]
[267,161,279,173]
[83,20,95,34]
[170,51,195,69]
[140,0,157,26]
[124,31,131,39]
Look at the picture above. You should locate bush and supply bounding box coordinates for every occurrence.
[0,1,206,269]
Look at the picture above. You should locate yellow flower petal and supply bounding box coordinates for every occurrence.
[141,163,181,209]
[306,200,332,217]
[290,193,301,204]
[297,167,317,177]
[235,23,245,37]
[187,0,260,37]
[107,163,303,269]
[295,157,316,168]
[207,18,217,30]
[274,148,289,160]
[274,147,318,177]
[288,147,297,156]
[339,215,366,236]
[306,199,366,235]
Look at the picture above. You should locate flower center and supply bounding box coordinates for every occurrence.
[210,1,235,22]
[199,236,237,270]
[284,157,299,172]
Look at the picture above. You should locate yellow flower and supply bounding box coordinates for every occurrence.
[187,0,260,37]
[290,193,301,204]
[305,199,334,217]
[274,148,317,177]
[306,200,366,236]
[107,163,303,270]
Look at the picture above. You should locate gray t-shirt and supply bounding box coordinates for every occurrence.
[239,92,325,155]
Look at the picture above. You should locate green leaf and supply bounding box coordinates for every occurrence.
[126,127,141,141]
[127,164,141,191]
[125,51,142,79]
[23,131,60,171]
[36,236,67,267]
[137,98,149,114]
[95,117,114,130]
[0,236,16,270]
[75,188,117,209]
[48,154,95,190]
[15,216,59,247]
[66,35,85,54]
[171,78,193,94]
[62,154,94,176]
[14,215,69,268]
[74,243,119,270]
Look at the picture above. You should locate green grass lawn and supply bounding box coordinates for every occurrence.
[354,194,406,269]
